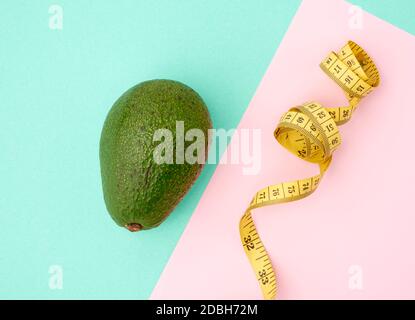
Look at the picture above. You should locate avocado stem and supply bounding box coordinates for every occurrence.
[126,223,143,232]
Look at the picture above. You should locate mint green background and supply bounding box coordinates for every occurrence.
[0,0,413,299]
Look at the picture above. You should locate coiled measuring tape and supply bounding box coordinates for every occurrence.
[239,41,380,300]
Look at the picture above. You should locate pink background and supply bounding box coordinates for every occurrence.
[151,0,415,299]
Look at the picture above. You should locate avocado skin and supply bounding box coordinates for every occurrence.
[100,80,212,230]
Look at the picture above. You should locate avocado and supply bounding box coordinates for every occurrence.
[99,80,212,231]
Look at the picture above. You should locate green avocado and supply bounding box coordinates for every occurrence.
[99,80,212,231]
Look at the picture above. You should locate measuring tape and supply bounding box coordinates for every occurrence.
[239,41,380,300]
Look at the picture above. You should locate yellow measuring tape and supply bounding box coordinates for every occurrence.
[239,41,380,300]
